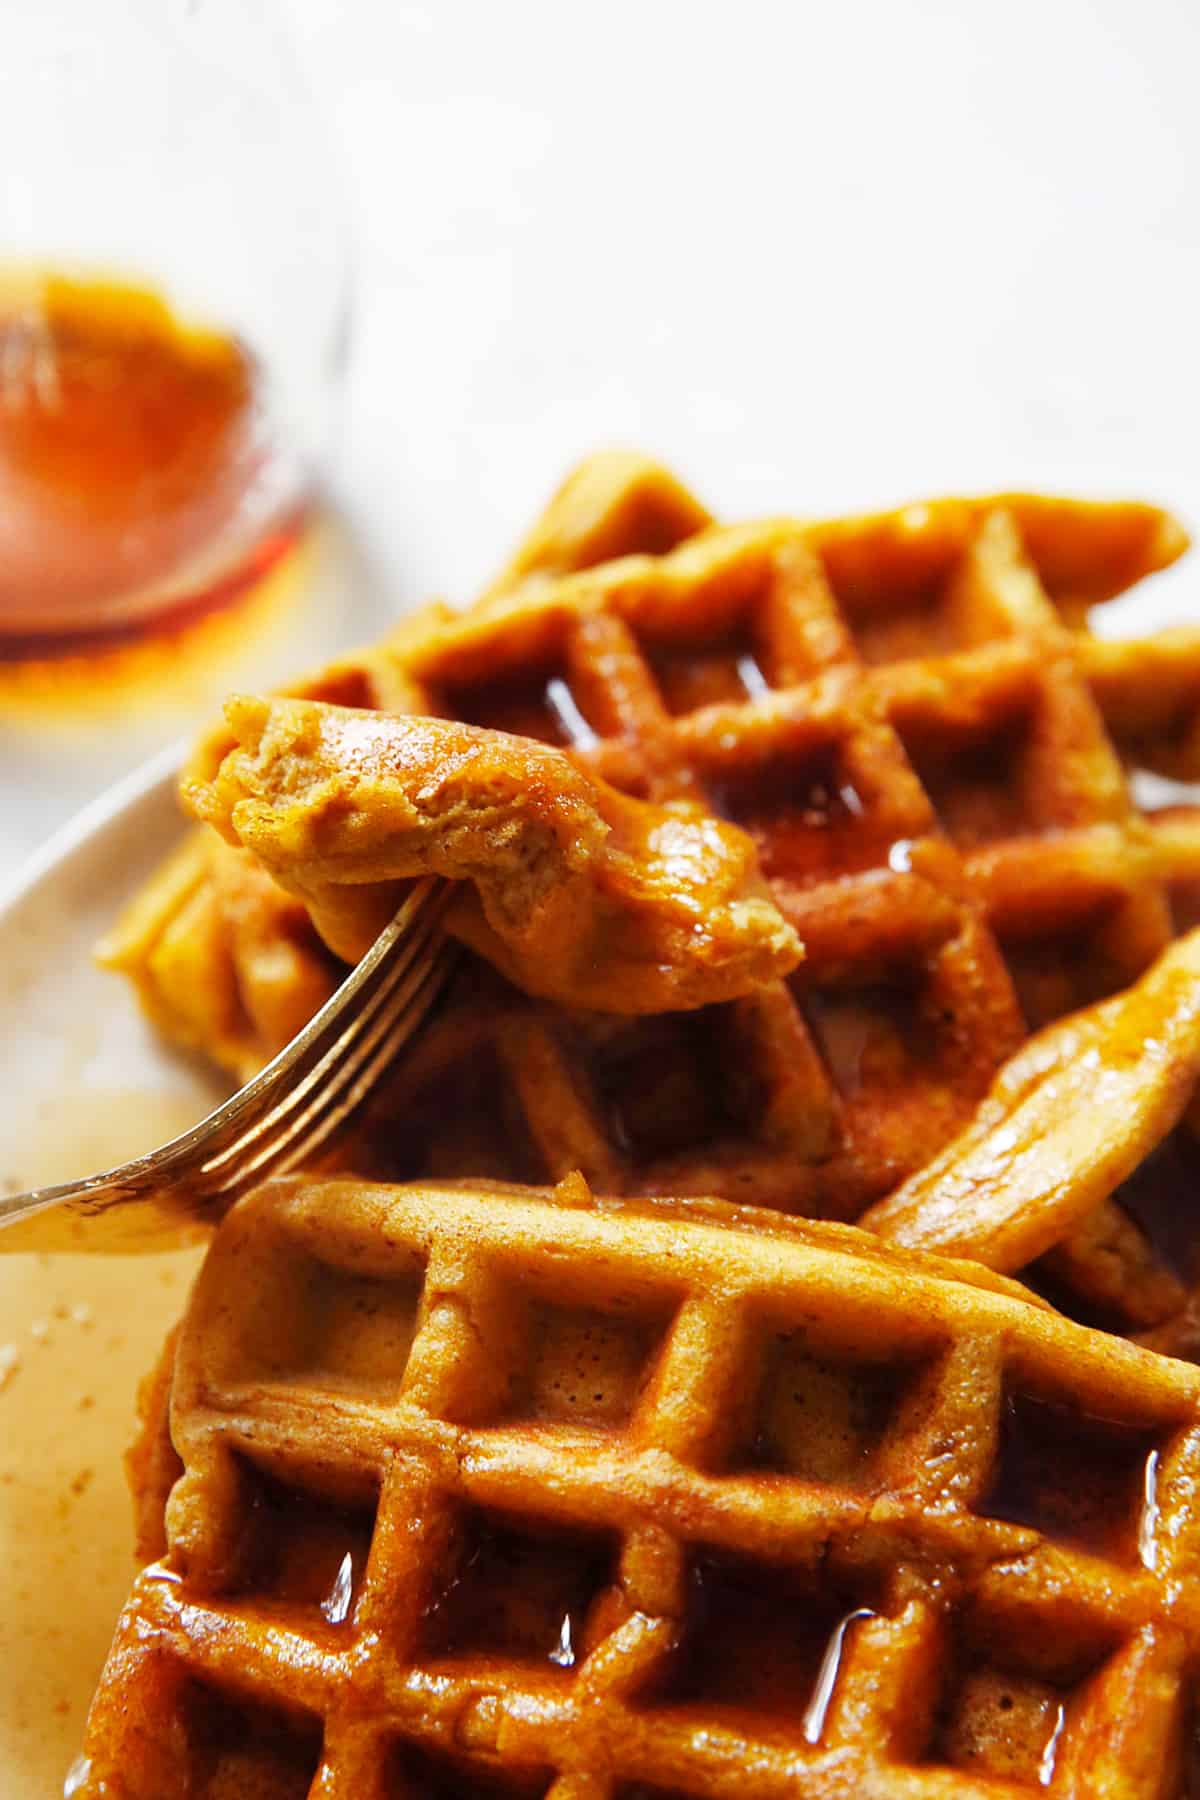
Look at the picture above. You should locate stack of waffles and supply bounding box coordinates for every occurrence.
[76,454,1200,1796]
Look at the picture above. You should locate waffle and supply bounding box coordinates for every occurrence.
[109,460,1200,1204]
[863,926,1200,1345]
[477,447,715,597]
[80,1172,1200,1798]
[185,694,798,1013]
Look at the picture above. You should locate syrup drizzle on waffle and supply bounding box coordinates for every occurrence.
[103,457,1200,1345]
[78,1176,1200,1798]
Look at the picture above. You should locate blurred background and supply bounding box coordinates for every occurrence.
[3,0,1199,869]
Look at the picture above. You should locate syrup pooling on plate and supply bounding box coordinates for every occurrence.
[0,1082,209,1795]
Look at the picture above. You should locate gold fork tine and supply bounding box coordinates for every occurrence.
[224,961,453,1198]
[198,881,451,1178]
[208,936,456,1196]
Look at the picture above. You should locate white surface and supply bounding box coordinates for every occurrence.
[294,0,1200,583]
[7,0,1200,865]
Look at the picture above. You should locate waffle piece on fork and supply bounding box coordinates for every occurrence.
[82,1172,1200,1798]
[185,696,799,1013]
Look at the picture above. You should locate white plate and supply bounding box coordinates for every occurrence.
[0,753,226,1797]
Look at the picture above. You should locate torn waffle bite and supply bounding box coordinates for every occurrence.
[81,1173,1200,1798]
[182,694,799,1013]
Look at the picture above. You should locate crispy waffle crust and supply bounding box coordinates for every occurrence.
[82,1174,1200,1798]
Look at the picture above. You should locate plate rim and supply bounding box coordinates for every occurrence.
[0,738,187,919]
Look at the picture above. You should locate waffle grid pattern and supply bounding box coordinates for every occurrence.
[83,1178,1200,1798]
[104,460,1200,1333]
[341,500,1200,1334]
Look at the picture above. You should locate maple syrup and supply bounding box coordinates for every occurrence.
[709,747,870,884]
[239,1466,375,1627]
[386,1745,552,1798]
[0,269,305,650]
[984,1391,1158,1562]
[177,1684,321,1798]
[648,631,771,714]
[931,1653,1073,1785]
[661,1552,877,1733]
[422,1508,615,1667]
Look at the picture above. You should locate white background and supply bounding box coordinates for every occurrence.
[6,0,1200,869]
[300,0,1200,587]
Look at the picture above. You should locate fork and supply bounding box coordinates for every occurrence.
[0,877,459,1253]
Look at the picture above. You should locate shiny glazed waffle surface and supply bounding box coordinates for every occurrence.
[82,1175,1200,1798]
[101,455,1200,1325]
[266,504,1200,1202]
[864,927,1200,1348]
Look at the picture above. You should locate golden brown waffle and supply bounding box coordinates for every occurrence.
[865,928,1200,1348]
[81,1173,1200,1797]
[185,695,799,1013]
[478,447,715,597]
[103,457,1200,1220]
